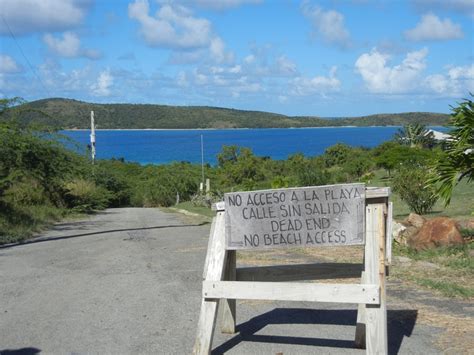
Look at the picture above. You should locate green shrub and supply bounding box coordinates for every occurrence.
[63,179,111,213]
[392,164,438,214]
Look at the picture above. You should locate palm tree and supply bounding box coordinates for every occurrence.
[430,96,474,206]
[395,123,435,148]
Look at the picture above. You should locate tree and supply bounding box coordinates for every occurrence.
[395,123,435,148]
[323,143,352,167]
[392,163,438,214]
[430,96,474,205]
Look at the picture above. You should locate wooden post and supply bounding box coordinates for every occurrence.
[193,211,228,355]
[364,203,388,354]
[206,178,211,199]
[90,111,96,164]
[220,250,236,334]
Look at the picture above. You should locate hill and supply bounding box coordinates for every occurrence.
[9,98,450,129]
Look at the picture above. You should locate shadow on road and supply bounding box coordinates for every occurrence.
[212,308,417,355]
[0,348,41,355]
[0,222,209,249]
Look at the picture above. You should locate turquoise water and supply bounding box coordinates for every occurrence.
[61,126,447,165]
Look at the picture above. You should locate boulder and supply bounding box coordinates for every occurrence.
[406,213,425,228]
[398,226,419,246]
[392,221,407,245]
[408,217,464,250]
[455,219,474,231]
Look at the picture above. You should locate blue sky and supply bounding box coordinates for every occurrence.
[1,0,473,116]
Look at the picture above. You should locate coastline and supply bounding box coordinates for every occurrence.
[64,125,407,131]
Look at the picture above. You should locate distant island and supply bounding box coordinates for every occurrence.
[13,98,450,129]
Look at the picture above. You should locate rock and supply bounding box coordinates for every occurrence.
[406,213,426,228]
[397,226,418,246]
[392,221,407,245]
[455,219,474,231]
[392,221,406,240]
[409,217,464,250]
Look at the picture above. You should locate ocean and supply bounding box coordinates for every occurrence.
[61,126,448,165]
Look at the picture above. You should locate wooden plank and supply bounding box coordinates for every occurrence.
[236,263,363,282]
[212,201,225,212]
[203,281,380,305]
[193,212,227,355]
[386,202,393,265]
[364,203,388,355]
[365,187,390,199]
[220,250,236,334]
[202,216,217,279]
[224,183,366,250]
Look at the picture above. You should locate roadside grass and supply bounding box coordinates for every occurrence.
[0,205,70,245]
[412,278,473,298]
[391,241,474,299]
[172,201,216,218]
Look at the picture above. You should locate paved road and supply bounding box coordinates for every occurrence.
[0,208,449,354]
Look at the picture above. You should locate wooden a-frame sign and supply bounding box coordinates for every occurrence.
[193,184,392,355]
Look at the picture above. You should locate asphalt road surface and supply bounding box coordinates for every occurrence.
[0,208,452,354]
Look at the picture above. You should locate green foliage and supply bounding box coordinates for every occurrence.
[395,123,435,148]
[63,179,111,213]
[373,142,439,175]
[323,143,352,167]
[343,155,374,179]
[392,164,438,214]
[430,96,474,206]
[217,146,265,188]
[271,176,290,189]
[132,163,200,207]
[5,98,450,129]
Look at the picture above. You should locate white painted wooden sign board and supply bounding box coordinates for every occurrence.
[194,184,391,355]
[225,183,366,249]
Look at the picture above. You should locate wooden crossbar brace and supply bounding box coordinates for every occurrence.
[203,281,380,304]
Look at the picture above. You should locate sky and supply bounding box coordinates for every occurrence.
[0,0,473,117]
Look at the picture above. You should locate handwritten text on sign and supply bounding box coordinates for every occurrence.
[225,184,365,250]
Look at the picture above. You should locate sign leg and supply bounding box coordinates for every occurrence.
[221,250,236,334]
[364,204,388,355]
[193,212,227,355]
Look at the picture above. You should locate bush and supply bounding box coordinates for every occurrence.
[63,179,111,213]
[392,165,438,214]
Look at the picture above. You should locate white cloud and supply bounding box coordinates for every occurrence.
[91,69,113,96]
[0,54,22,73]
[425,64,474,95]
[405,13,463,41]
[43,32,101,59]
[412,0,474,18]
[290,66,340,95]
[0,0,90,35]
[209,37,234,63]
[193,0,262,10]
[301,2,351,49]
[128,1,212,49]
[276,56,298,76]
[355,48,428,94]
[129,1,233,63]
[176,71,189,87]
[244,54,256,64]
